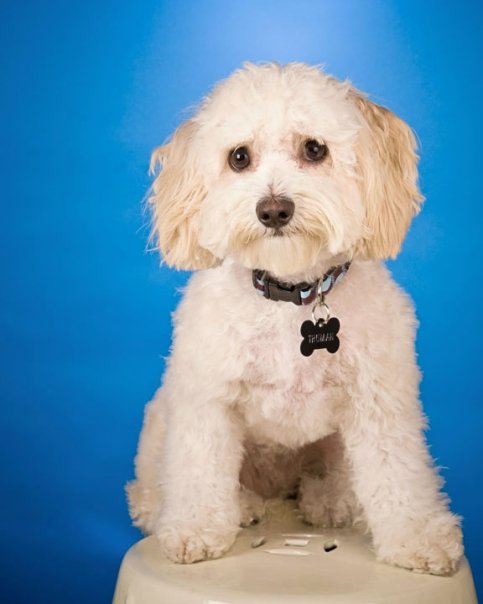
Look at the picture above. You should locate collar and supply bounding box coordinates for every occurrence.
[252,261,351,306]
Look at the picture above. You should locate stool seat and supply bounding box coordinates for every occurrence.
[113,503,477,603]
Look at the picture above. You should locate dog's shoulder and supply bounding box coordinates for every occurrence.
[337,260,416,318]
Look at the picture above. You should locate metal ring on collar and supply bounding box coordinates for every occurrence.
[312,301,331,324]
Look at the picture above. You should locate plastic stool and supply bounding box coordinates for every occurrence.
[113,503,477,603]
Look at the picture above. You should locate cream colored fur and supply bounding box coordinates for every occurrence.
[127,63,463,575]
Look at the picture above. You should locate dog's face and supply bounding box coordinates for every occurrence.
[150,63,423,276]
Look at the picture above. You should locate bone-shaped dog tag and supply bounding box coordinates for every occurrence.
[300,317,340,356]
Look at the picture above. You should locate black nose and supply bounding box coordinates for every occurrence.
[256,196,295,229]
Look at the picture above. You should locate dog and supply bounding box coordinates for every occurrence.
[126,62,463,575]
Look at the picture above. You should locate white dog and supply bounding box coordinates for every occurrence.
[127,62,463,575]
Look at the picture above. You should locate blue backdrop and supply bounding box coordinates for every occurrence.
[1,1,481,602]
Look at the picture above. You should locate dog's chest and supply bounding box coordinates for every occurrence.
[237,310,344,448]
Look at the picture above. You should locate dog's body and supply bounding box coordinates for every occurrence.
[127,63,463,575]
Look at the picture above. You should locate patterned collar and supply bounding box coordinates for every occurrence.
[252,261,351,306]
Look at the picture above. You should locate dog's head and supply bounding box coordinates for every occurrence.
[149,63,423,276]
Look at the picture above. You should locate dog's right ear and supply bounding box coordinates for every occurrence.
[149,120,220,270]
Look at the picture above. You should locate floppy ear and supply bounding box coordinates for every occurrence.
[149,120,220,270]
[351,93,424,259]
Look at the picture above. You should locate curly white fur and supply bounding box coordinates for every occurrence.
[126,62,463,575]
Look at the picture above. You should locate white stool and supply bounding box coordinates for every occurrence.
[113,503,477,603]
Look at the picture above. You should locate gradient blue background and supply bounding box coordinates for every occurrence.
[1,1,481,602]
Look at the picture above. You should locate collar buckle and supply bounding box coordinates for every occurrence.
[266,280,305,305]
[252,270,312,305]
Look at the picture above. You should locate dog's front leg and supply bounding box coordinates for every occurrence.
[341,370,463,575]
[156,383,244,564]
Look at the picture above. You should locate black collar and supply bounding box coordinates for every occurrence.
[252,261,351,306]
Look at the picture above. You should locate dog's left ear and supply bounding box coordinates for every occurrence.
[351,93,424,259]
[149,120,220,270]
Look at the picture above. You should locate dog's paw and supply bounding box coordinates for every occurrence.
[300,495,355,528]
[239,487,266,527]
[299,493,359,528]
[376,513,464,576]
[157,523,238,564]
[298,474,361,529]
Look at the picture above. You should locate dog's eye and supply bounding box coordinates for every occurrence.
[229,146,251,171]
[303,139,328,162]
